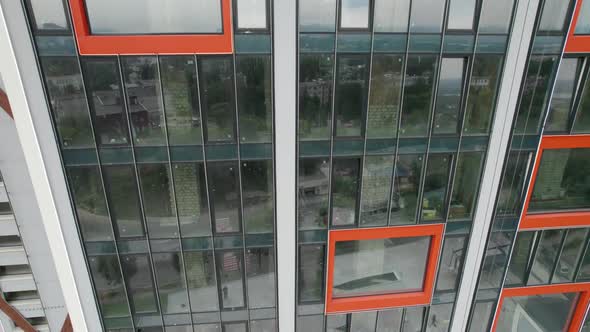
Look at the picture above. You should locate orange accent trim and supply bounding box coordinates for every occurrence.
[325,224,444,314]
[566,0,590,53]
[0,296,36,332]
[68,0,233,55]
[492,283,590,332]
[521,135,590,230]
[61,315,73,332]
[0,88,13,118]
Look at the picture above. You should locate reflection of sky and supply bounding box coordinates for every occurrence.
[237,0,267,29]
[478,0,514,33]
[576,0,590,34]
[409,0,445,33]
[448,0,476,30]
[85,0,222,34]
[374,0,410,32]
[341,0,370,28]
[29,0,68,29]
[299,0,336,32]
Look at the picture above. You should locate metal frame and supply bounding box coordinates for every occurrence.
[567,0,590,53]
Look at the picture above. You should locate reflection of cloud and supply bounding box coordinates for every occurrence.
[237,0,267,29]
[29,0,67,29]
[341,0,370,28]
[86,0,222,34]
[299,0,336,31]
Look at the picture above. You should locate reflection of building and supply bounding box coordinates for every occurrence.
[300,80,332,105]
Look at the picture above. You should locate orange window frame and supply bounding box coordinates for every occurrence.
[491,283,590,332]
[68,0,233,55]
[566,0,590,53]
[521,135,590,230]
[325,224,444,314]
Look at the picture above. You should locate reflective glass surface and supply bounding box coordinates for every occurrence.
[152,252,190,314]
[340,0,370,29]
[400,56,437,137]
[409,0,445,33]
[184,251,219,312]
[216,250,245,309]
[246,248,275,308]
[121,254,158,314]
[333,236,430,298]
[360,155,395,226]
[207,161,241,233]
[546,58,579,132]
[538,0,570,32]
[85,0,222,34]
[366,55,403,138]
[298,158,330,229]
[390,154,423,225]
[433,58,465,135]
[236,0,267,30]
[102,165,145,238]
[528,230,564,285]
[334,55,370,137]
[138,164,178,238]
[29,0,68,30]
[374,0,410,32]
[331,158,361,226]
[88,255,131,318]
[576,0,590,34]
[299,0,337,32]
[449,152,484,221]
[421,154,452,221]
[496,293,577,332]
[506,232,534,286]
[199,57,236,143]
[236,55,272,143]
[463,55,503,135]
[172,163,211,237]
[554,229,588,283]
[447,0,476,30]
[298,245,326,302]
[478,0,515,34]
[299,54,334,140]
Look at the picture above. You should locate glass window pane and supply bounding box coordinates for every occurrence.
[400,56,438,137]
[554,229,588,283]
[298,158,330,230]
[298,245,325,302]
[88,255,131,318]
[333,236,430,297]
[463,55,503,135]
[538,0,571,32]
[529,148,590,213]
[166,327,192,332]
[331,158,361,226]
[425,303,453,332]
[546,58,580,132]
[152,252,190,314]
[421,154,452,222]
[222,322,247,332]
[390,154,424,225]
[366,54,404,138]
[577,241,590,280]
[478,0,515,34]
[351,312,377,332]
[468,301,494,332]
[434,235,468,294]
[340,0,370,29]
[402,307,426,332]
[28,0,68,30]
[433,58,466,135]
[207,161,241,233]
[574,77,590,133]
[506,232,535,286]
[449,152,484,221]
[576,0,590,34]
[528,229,565,285]
[138,164,178,239]
[297,315,324,332]
[448,0,476,30]
[184,251,219,312]
[496,152,531,215]
[496,293,577,331]
[236,55,272,143]
[326,314,348,332]
[40,57,94,148]
[216,250,245,309]
[122,56,166,146]
[250,319,276,332]
[246,248,275,308]
[85,0,222,34]
[120,254,158,314]
[160,56,202,145]
[583,313,590,332]
[199,57,236,143]
[479,231,514,289]
[299,54,334,140]
[374,0,410,32]
[376,309,403,332]
[102,165,145,238]
[334,55,370,137]
[299,0,337,32]
[82,57,130,146]
[194,324,221,332]
[237,0,267,30]
[360,155,394,226]
[172,163,211,237]
[409,0,445,33]
[242,160,273,233]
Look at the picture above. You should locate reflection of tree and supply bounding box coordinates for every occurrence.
[299,55,333,139]
[402,56,436,136]
[97,256,122,285]
[464,56,502,134]
[515,56,555,134]
[199,57,235,140]
[236,56,272,141]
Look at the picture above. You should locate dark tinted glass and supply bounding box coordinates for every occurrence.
[447,0,476,30]
[546,58,579,132]
[390,154,424,225]
[409,0,445,32]
[40,57,94,148]
[433,58,465,135]
[577,241,590,280]
[172,163,211,237]
[236,55,272,143]
[138,164,177,239]
[574,78,590,133]
[121,254,158,314]
[528,229,564,285]
[83,57,130,146]
[400,56,437,137]
[421,154,452,221]
[449,152,484,221]
[374,0,410,32]
[360,155,394,226]
[435,235,468,294]
[366,55,404,138]
[199,57,236,143]
[298,158,330,229]
[478,0,515,34]
[246,248,275,308]
[85,0,222,34]
[184,251,219,312]
[102,165,145,238]
[554,229,588,283]
[241,160,273,233]
[340,0,370,29]
[505,232,535,286]
[159,56,202,145]
[88,255,130,318]
[463,55,503,135]
[496,152,530,215]
[331,158,361,226]
[298,245,325,302]
[299,54,334,140]
[334,55,370,137]
[216,250,245,309]
[152,252,190,313]
[299,0,337,32]
[529,148,590,213]
[122,56,166,146]
[67,166,112,241]
[207,161,241,233]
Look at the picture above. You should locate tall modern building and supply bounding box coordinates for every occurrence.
[1,0,590,331]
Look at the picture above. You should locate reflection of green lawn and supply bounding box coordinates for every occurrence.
[245,205,274,232]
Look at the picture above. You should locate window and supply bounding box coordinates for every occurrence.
[331,158,361,226]
[463,55,503,135]
[27,0,68,31]
[298,158,330,230]
[138,164,177,239]
[478,0,515,34]
[299,54,334,140]
[409,0,445,33]
[236,0,268,30]
[152,252,190,314]
[216,250,246,309]
[360,155,395,226]
[421,154,452,222]
[207,161,241,233]
[538,0,571,32]
[546,58,580,133]
[433,58,466,135]
[121,254,158,314]
[374,0,410,32]
[325,224,443,313]
[576,0,590,34]
[102,165,145,238]
[246,248,275,308]
[334,55,370,137]
[390,154,424,225]
[88,255,131,319]
[298,245,326,303]
[400,56,438,137]
[172,163,211,237]
[184,251,219,312]
[299,0,337,32]
[449,152,485,221]
[236,55,272,143]
[241,160,274,233]
[447,0,477,30]
[339,0,371,30]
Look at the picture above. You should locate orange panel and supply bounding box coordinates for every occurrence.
[68,0,233,55]
[325,224,444,314]
[566,0,590,53]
